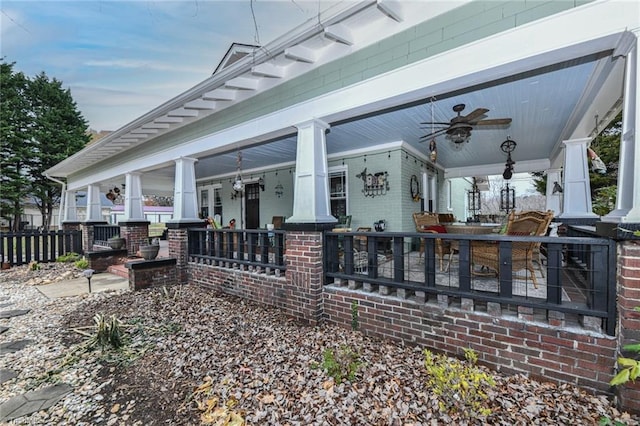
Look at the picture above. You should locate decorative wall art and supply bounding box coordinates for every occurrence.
[410,175,421,202]
[356,168,390,197]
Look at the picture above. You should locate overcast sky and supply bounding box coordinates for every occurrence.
[1,0,339,131]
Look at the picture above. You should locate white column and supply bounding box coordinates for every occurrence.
[62,190,78,222]
[288,119,336,223]
[123,172,145,221]
[605,42,637,222]
[622,37,640,222]
[85,184,103,222]
[559,138,599,219]
[170,157,200,222]
[545,168,563,216]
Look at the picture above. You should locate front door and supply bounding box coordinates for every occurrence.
[245,182,260,229]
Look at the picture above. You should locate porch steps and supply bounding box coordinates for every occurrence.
[107,263,128,279]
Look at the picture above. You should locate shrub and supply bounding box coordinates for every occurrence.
[74,258,89,269]
[56,252,82,263]
[88,313,124,352]
[316,346,362,384]
[424,348,495,419]
[28,261,40,271]
[610,306,640,387]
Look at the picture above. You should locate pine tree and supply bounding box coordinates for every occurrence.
[0,62,32,231]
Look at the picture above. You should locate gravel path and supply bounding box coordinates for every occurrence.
[1,264,638,425]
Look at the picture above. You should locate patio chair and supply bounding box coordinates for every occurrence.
[334,215,352,230]
[510,210,554,273]
[413,211,453,272]
[470,210,554,288]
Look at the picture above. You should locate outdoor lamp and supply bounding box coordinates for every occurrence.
[83,269,95,293]
[258,177,265,191]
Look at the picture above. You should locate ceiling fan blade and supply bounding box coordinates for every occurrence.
[473,118,512,126]
[419,128,448,140]
[462,108,489,122]
[419,121,452,125]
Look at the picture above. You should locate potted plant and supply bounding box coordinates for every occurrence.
[138,238,160,260]
[108,235,125,250]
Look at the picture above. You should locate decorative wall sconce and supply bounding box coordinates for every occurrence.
[552,181,563,194]
[258,177,265,191]
[231,151,244,199]
[275,182,284,198]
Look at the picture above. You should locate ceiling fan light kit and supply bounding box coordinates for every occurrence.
[420,103,512,151]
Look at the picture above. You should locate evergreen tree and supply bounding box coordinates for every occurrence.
[530,112,621,216]
[0,62,31,231]
[28,72,90,229]
[0,61,89,230]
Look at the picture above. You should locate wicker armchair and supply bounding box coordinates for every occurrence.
[471,210,554,288]
[413,211,453,272]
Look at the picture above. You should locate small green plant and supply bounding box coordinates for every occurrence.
[424,348,495,418]
[74,258,89,269]
[28,261,40,271]
[56,252,82,263]
[315,346,362,384]
[350,300,359,331]
[610,306,640,387]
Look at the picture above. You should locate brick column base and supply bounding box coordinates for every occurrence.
[119,221,150,257]
[167,221,206,284]
[80,221,107,253]
[617,242,640,414]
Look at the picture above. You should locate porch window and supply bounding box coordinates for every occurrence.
[200,189,209,218]
[329,168,347,218]
[213,188,223,220]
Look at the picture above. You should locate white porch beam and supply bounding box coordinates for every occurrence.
[225,76,259,90]
[284,45,316,63]
[324,24,354,45]
[376,0,403,22]
[123,172,145,221]
[288,119,335,224]
[252,63,285,78]
[168,108,199,117]
[559,138,598,219]
[203,88,236,101]
[621,34,640,223]
[184,99,217,110]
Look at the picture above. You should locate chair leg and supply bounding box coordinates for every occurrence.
[529,266,539,289]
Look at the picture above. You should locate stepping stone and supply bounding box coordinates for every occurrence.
[0,309,30,319]
[0,303,13,308]
[0,368,17,384]
[0,383,72,422]
[0,326,8,334]
[0,339,34,355]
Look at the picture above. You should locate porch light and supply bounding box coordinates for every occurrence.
[258,177,265,191]
[500,181,516,213]
[500,137,517,180]
[552,181,563,194]
[467,178,481,216]
[446,125,471,146]
[275,182,284,198]
[231,151,244,197]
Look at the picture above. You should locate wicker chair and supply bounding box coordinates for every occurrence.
[471,210,554,288]
[413,211,453,272]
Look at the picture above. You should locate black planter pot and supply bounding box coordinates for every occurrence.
[108,238,125,250]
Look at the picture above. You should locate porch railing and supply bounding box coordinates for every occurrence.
[93,225,120,246]
[187,228,286,273]
[324,230,617,335]
[0,229,83,266]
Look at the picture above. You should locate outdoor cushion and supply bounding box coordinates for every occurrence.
[424,225,447,234]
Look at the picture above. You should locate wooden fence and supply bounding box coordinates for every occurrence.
[0,230,83,266]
